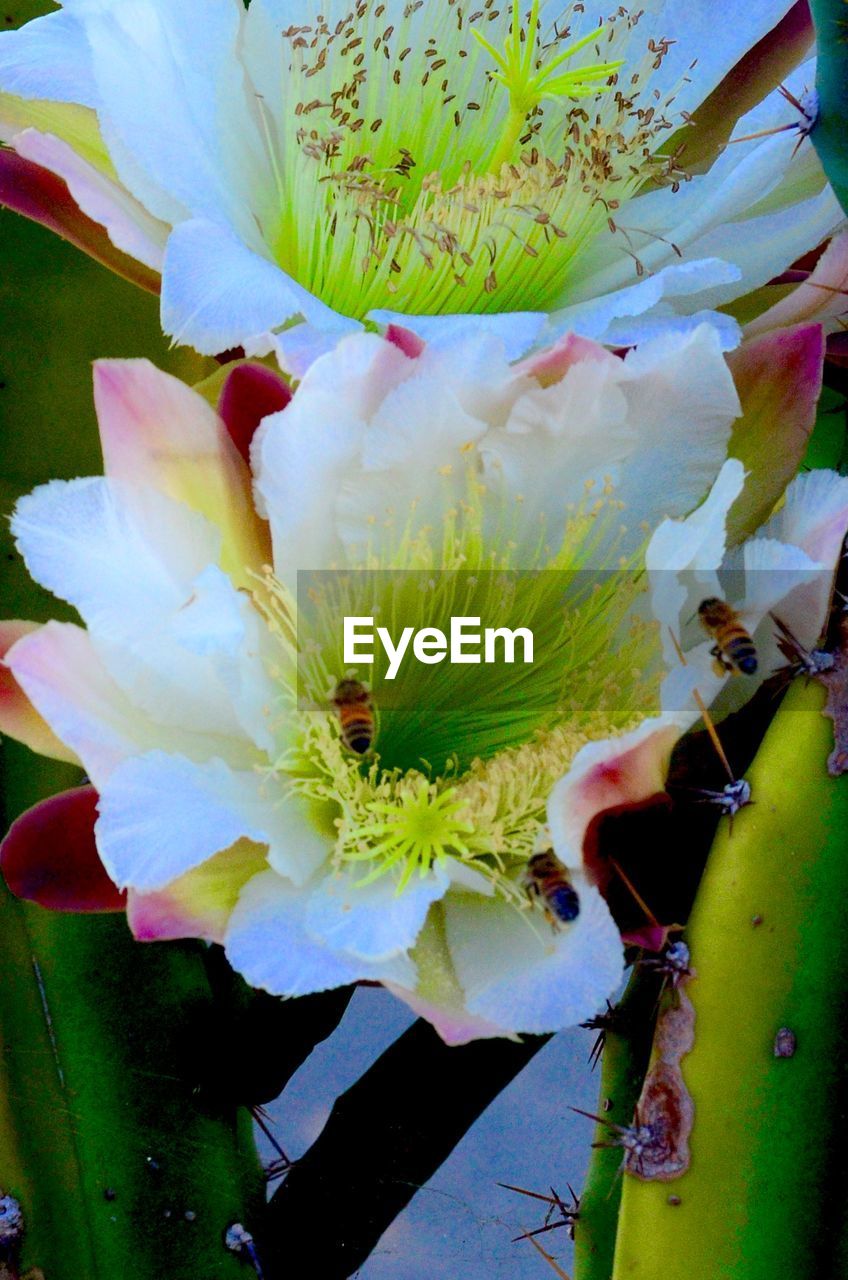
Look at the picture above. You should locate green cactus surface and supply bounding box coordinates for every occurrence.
[572,972,660,1280]
[810,0,848,215]
[611,679,848,1279]
[0,862,267,1280]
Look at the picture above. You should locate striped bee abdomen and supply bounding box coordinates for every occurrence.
[526,850,581,925]
[332,679,375,754]
[548,882,581,923]
[722,629,758,674]
[697,598,758,676]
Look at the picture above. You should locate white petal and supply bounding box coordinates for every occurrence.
[647,458,746,653]
[271,321,363,380]
[72,0,266,234]
[637,0,798,119]
[263,793,335,888]
[671,187,843,318]
[95,751,317,892]
[170,564,278,755]
[383,981,513,1045]
[551,257,742,348]
[254,334,413,574]
[6,621,268,784]
[482,326,738,563]
[444,877,625,1034]
[414,329,521,424]
[569,61,841,320]
[161,218,358,357]
[305,865,450,962]
[11,475,288,750]
[601,310,741,352]
[334,377,489,563]
[613,325,740,532]
[479,350,634,548]
[12,476,220,622]
[367,310,550,363]
[445,858,496,895]
[733,536,820,620]
[752,470,848,648]
[759,469,848,565]
[659,643,727,721]
[0,8,96,106]
[225,869,416,996]
[11,477,266,741]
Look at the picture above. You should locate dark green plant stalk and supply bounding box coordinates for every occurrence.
[0,749,267,1280]
[810,0,848,215]
[611,679,848,1279]
[571,971,659,1280]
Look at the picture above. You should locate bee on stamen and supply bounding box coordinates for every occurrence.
[332,678,376,755]
[697,597,758,677]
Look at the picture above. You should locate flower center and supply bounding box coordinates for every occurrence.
[263,2,683,317]
[259,478,661,897]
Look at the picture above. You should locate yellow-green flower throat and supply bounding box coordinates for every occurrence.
[265,1,684,317]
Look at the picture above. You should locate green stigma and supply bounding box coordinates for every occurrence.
[263,3,685,320]
[473,0,623,173]
[342,781,474,889]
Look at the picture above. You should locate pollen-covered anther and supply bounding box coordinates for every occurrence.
[270,2,681,316]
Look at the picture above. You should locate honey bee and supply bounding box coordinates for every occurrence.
[332,678,376,755]
[697,598,758,676]
[525,850,580,925]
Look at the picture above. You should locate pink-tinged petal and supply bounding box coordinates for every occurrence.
[548,719,682,877]
[725,324,825,544]
[0,621,80,765]
[94,359,270,587]
[127,838,268,944]
[622,924,676,951]
[755,470,848,647]
[514,331,616,388]
[384,324,425,360]
[382,982,515,1046]
[0,148,160,293]
[678,0,814,172]
[217,362,292,465]
[0,785,126,912]
[746,232,848,337]
[7,621,175,788]
[13,127,168,273]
